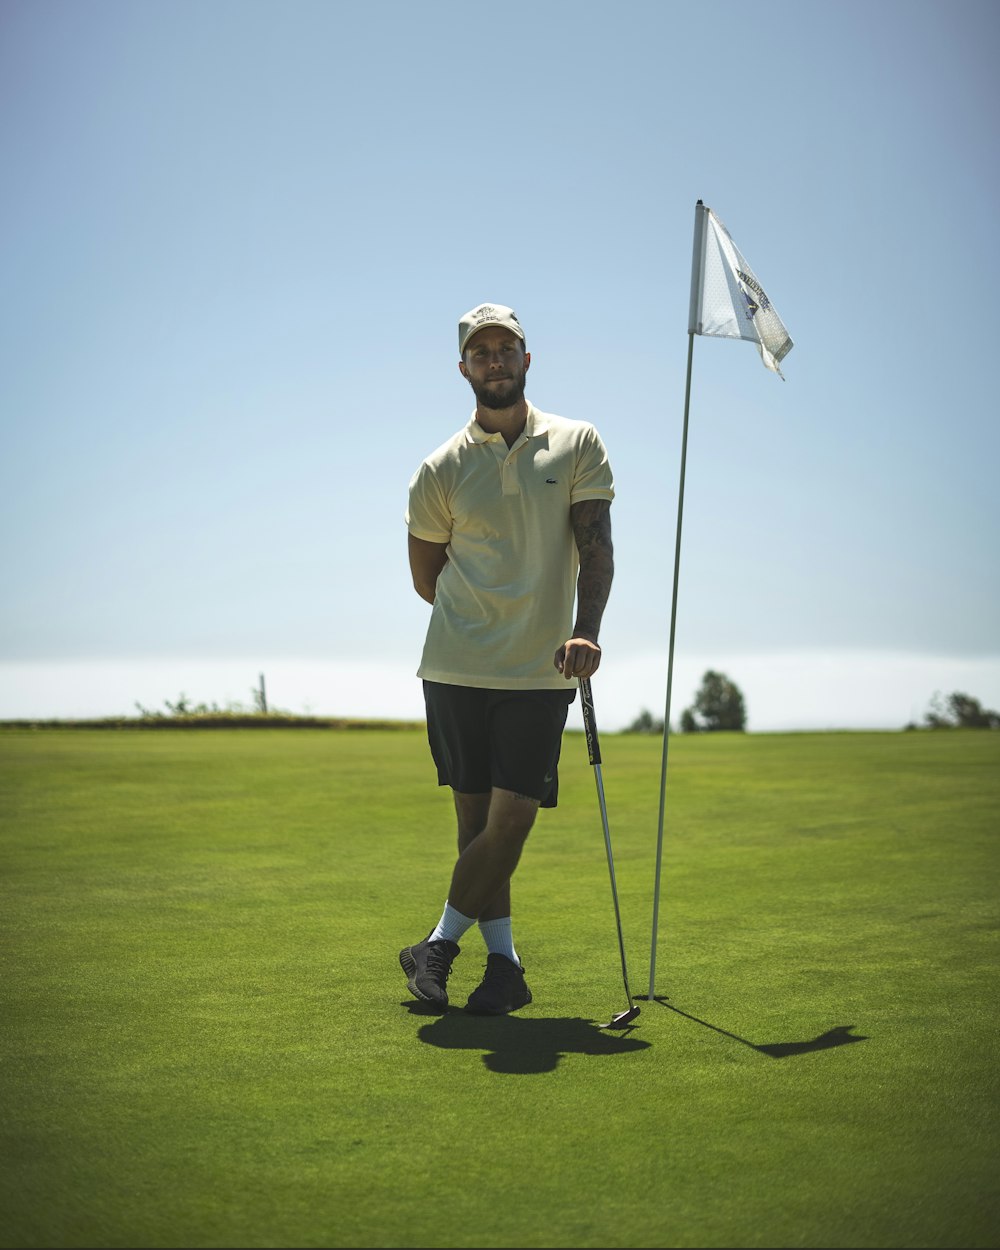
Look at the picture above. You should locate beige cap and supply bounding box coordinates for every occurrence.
[458,303,526,355]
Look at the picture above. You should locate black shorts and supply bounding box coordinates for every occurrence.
[423,682,576,808]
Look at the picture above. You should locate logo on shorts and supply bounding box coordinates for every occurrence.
[544,772,554,783]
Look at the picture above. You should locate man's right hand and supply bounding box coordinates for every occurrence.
[554,636,602,680]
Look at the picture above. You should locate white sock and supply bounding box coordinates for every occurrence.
[429,902,476,945]
[478,916,519,966]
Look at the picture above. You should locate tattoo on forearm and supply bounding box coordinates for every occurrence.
[571,501,614,641]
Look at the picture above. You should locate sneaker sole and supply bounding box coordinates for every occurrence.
[399,946,448,1008]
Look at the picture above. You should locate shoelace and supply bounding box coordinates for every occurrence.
[482,960,521,985]
[425,945,454,983]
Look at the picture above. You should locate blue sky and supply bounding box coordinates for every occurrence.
[1,0,998,730]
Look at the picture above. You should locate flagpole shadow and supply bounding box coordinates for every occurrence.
[637,995,868,1058]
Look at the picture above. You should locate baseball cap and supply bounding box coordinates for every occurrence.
[458,303,526,355]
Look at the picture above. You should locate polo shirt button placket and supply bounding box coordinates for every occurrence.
[502,447,521,497]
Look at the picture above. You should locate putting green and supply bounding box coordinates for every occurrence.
[1,727,997,1248]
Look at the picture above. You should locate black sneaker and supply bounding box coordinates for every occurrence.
[465,953,532,1015]
[399,935,460,1009]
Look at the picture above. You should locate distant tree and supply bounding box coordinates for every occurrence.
[923,691,999,730]
[681,670,747,733]
[623,708,664,734]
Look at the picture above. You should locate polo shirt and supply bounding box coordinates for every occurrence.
[406,402,615,689]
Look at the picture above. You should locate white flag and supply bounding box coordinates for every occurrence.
[689,202,793,377]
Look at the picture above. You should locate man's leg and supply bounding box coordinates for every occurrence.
[401,686,489,1009]
[452,788,536,1014]
[445,788,539,920]
[453,788,522,966]
[426,786,538,943]
[399,789,536,1010]
[453,791,508,922]
[402,684,559,1011]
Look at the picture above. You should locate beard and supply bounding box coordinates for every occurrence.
[469,370,526,410]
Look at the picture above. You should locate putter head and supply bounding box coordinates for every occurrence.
[600,1004,641,1029]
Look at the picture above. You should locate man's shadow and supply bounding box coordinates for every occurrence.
[404,1002,651,1073]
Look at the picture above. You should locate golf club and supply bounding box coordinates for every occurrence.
[579,677,640,1029]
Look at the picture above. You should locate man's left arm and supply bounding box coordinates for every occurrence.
[554,498,614,680]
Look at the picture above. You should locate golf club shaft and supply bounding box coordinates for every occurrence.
[580,678,635,1008]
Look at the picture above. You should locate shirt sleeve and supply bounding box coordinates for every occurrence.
[405,462,453,543]
[570,425,615,504]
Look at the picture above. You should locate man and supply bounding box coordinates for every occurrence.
[400,302,614,1014]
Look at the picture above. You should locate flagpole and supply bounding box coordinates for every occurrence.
[647,200,706,1001]
[647,200,792,998]
[647,329,694,1000]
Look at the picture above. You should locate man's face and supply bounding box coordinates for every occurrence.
[459,327,530,410]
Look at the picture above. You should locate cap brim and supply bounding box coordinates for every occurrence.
[460,323,526,354]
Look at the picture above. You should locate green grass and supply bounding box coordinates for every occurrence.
[1,727,998,1248]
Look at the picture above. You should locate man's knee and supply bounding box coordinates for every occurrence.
[489,787,541,838]
[453,790,491,848]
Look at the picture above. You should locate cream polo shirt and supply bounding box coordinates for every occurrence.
[406,402,615,689]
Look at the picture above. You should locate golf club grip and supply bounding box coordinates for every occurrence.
[580,678,602,766]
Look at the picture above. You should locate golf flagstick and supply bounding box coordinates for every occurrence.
[579,677,640,1028]
[647,202,793,1002]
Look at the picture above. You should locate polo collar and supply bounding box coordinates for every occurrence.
[465,402,548,445]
